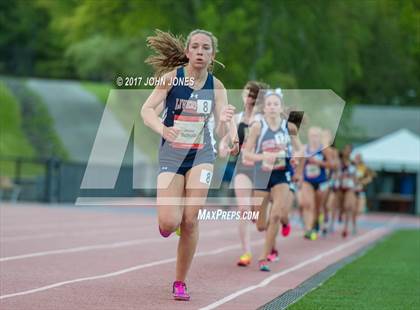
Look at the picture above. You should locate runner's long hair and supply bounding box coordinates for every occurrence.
[145,29,225,77]
[244,81,269,118]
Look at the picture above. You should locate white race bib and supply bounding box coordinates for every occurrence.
[200,169,213,185]
[196,100,212,114]
[306,164,321,178]
[273,150,286,170]
[342,178,354,189]
[172,115,205,149]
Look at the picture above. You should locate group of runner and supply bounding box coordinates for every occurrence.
[297,130,375,241]
[140,29,374,301]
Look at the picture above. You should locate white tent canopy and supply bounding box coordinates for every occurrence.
[353,129,420,173]
[353,128,420,214]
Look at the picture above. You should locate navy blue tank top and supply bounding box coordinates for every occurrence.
[255,118,292,172]
[159,67,215,162]
[303,146,327,183]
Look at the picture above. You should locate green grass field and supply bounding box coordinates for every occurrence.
[289,229,420,310]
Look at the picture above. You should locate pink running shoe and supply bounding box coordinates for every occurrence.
[281,223,291,237]
[159,226,172,238]
[172,281,190,301]
[267,249,279,262]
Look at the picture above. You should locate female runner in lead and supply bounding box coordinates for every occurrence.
[141,29,237,301]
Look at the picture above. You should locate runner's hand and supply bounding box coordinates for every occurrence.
[228,141,240,156]
[162,126,180,142]
[263,152,277,165]
[220,104,235,123]
[219,138,230,158]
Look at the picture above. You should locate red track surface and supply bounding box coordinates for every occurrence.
[0,203,418,310]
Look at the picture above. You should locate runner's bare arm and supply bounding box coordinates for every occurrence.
[293,150,305,183]
[361,168,374,185]
[154,102,165,116]
[330,149,339,170]
[322,148,335,169]
[242,121,264,163]
[308,148,332,168]
[141,71,179,141]
[287,122,302,153]
[218,134,231,158]
[213,78,237,141]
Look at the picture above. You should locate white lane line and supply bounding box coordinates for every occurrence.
[0,238,162,262]
[0,228,236,262]
[1,221,240,242]
[0,226,153,242]
[0,239,264,300]
[76,197,264,206]
[1,221,141,232]
[198,227,388,310]
[0,217,398,301]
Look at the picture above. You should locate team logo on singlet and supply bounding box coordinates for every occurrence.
[175,98,197,111]
[174,98,212,115]
[274,132,287,145]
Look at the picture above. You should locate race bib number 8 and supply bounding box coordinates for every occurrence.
[200,169,213,185]
[196,100,212,114]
